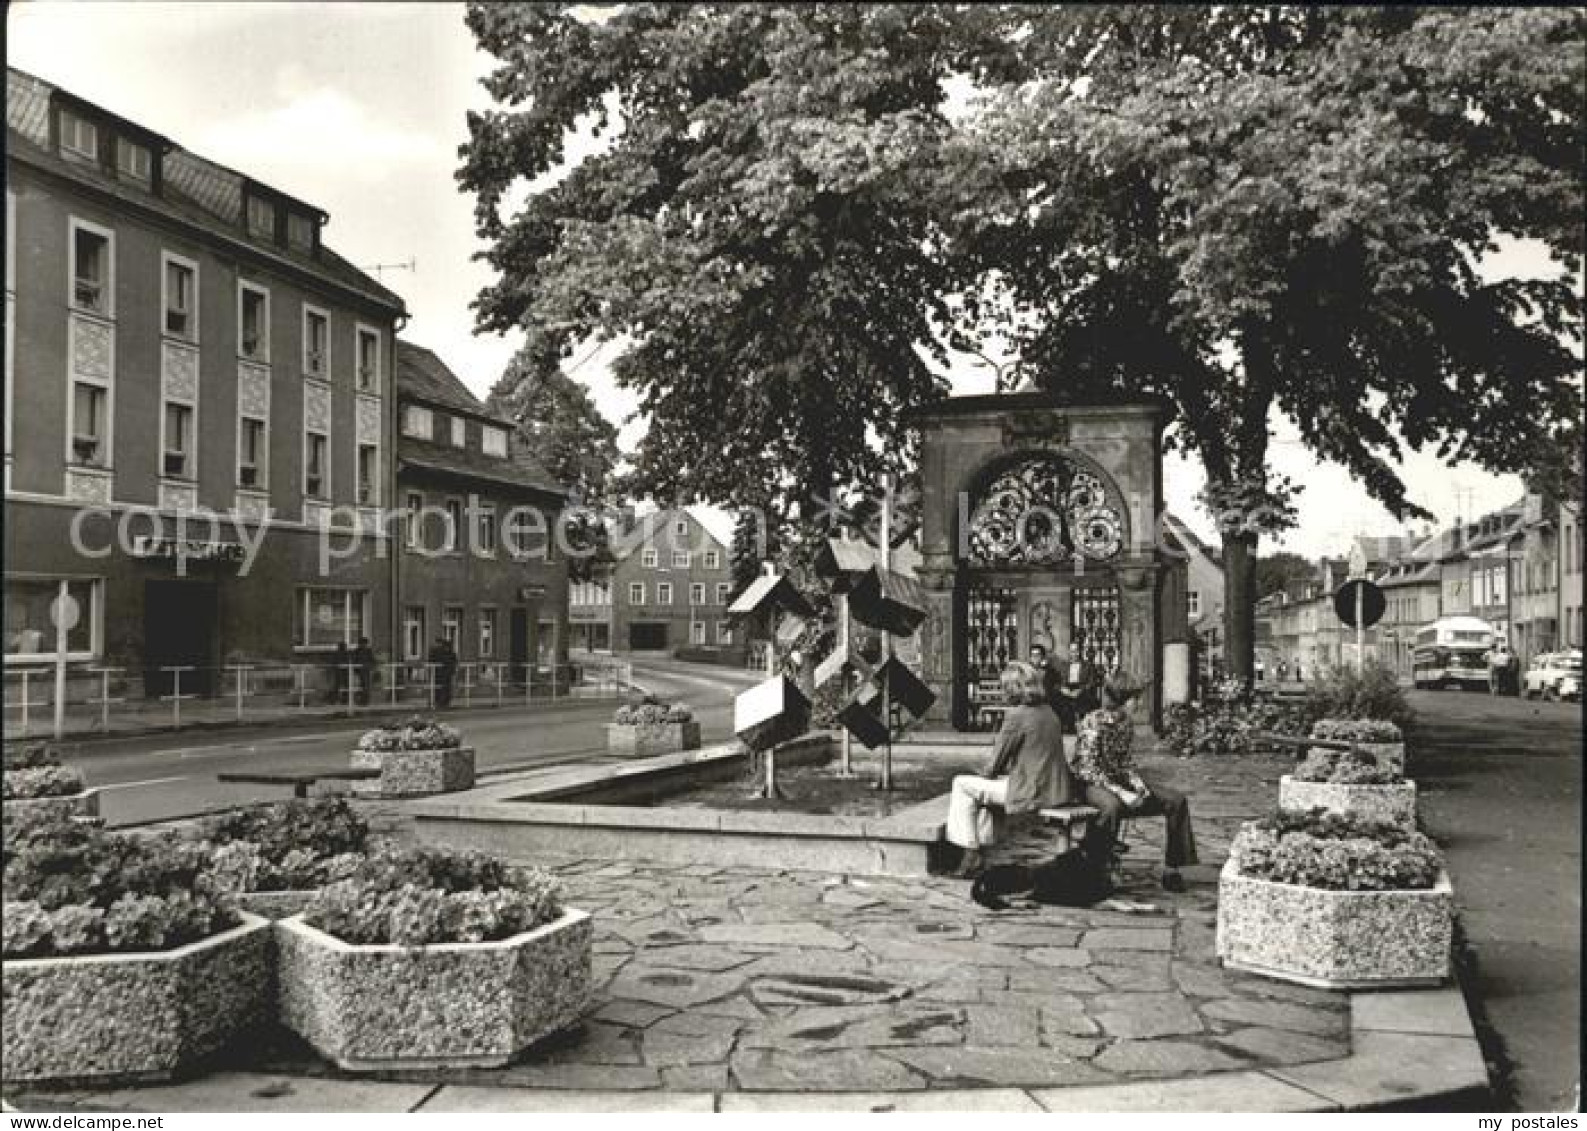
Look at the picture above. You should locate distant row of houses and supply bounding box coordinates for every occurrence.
[1256,493,1583,678]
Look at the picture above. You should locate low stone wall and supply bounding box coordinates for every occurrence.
[1,913,271,1086]
[276,910,592,1071]
[352,746,476,798]
[1216,860,1452,989]
[606,720,702,758]
[1278,776,1417,827]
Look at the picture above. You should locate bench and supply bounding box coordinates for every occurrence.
[1037,804,1100,853]
[217,768,380,799]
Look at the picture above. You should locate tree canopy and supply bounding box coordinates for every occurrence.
[485,343,621,507]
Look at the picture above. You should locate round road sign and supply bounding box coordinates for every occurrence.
[1335,579,1386,629]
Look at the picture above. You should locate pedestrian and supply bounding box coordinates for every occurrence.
[352,637,375,706]
[329,641,349,705]
[430,636,458,708]
[1277,658,1289,684]
[1057,650,1101,725]
[1027,643,1064,722]
[946,661,1081,878]
[1070,677,1200,892]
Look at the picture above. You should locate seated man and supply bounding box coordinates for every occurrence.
[1070,678,1199,892]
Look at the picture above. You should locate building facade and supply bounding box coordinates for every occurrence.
[1561,501,1583,650]
[4,68,404,695]
[394,342,568,683]
[603,509,739,656]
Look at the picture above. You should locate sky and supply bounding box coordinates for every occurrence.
[6,1,1556,559]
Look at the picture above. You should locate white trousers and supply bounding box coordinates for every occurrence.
[946,775,1009,850]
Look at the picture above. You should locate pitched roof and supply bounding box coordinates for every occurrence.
[1162,512,1222,567]
[6,68,405,316]
[395,340,501,420]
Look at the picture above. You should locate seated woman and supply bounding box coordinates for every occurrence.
[1070,678,1199,892]
[947,660,1080,877]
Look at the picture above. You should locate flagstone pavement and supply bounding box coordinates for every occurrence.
[232,749,1359,1094]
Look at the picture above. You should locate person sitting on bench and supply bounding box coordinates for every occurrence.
[1070,678,1199,892]
[946,660,1081,878]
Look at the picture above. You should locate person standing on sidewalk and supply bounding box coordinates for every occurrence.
[1070,678,1199,892]
[430,636,458,708]
[353,637,375,706]
[329,642,349,705]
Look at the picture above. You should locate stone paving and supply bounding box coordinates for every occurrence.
[225,748,1357,1095]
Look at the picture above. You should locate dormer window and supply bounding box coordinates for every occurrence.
[450,416,466,448]
[287,212,315,252]
[246,195,276,242]
[482,426,507,459]
[115,138,152,187]
[59,108,98,161]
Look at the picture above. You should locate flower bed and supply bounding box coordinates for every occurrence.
[201,798,372,919]
[1217,810,1451,988]
[2,820,270,1084]
[2,743,99,822]
[1279,746,1416,827]
[607,698,700,756]
[351,716,474,797]
[277,847,590,1069]
[1311,718,1405,776]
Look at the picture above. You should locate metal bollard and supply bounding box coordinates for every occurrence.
[292,664,311,710]
[227,665,252,722]
[87,666,123,733]
[161,666,195,729]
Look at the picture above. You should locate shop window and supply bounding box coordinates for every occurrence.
[4,578,98,659]
[294,587,367,649]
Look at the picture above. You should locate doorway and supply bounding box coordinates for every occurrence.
[143,581,217,697]
[509,607,529,685]
[629,622,668,651]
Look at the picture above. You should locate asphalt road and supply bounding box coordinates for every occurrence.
[1408,687,1582,1112]
[56,657,763,827]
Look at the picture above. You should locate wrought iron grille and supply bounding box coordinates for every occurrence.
[1071,586,1123,675]
[963,582,1019,731]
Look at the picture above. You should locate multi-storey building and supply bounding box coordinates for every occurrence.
[394,342,568,682]
[602,508,740,657]
[4,68,405,693]
[1560,500,1583,650]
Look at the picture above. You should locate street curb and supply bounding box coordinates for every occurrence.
[4,977,1489,1113]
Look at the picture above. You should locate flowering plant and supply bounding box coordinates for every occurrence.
[3,742,60,771]
[1311,717,1403,744]
[356,716,462,752]
[307,846,564,947]
[613,697,693,726]
[2,764,87,800]
[1293,747,1399,785]
[1231,808,1442,891]
[201,798,372,893]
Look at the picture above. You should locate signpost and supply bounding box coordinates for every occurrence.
[49,586,80,740]
[1334,578,1386,673]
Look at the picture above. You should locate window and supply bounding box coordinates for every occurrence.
[287,212,315,252]
[4,578,98,660]
[716,582,731,605]
[673,551,690,568]
[482,426,507,458]
[717,621,733,645]
[246,195,276,241]
[445,499,463,551]
[442,606,463,649]
[163,255,196,339]
[162,401,193,478]
[506,509,536,557]
[59,109,98,161]
[295,588,367,649]
[402,404,433,438]
[450,416,466,448]
[403,606,426,661]
[239,283,269,361]
[479,609,496,659]
[71,223,110,314]
[71,382,107,465]
[675,520,688,536]
[478,507,497,554]
[303,307,329,378]
[305,432,328,499]
[658,582,673,605]
[115,138,152,186]
[642,549,658,569]
[238,417,266,488]
[692,622,706,645]
[690,582,705,606]
[1187,590,1201,619]
[704,551,720,569]
[629,582,645,605]
[357,444,378,505]
[356,328,380,392]
[405,492,424,548]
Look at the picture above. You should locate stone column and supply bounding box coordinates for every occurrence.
[1116,561,1160,724]
[916,572,955,726]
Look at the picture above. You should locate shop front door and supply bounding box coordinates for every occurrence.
[509,607,529,684]
[143,581,217,697]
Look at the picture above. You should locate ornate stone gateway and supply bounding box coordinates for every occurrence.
[904,393,1189,730]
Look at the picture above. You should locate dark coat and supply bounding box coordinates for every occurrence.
[986,704,1081,814]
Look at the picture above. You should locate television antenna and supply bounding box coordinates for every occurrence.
[361,257,416,281]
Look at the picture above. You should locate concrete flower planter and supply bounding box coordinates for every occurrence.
[606,720,701,757]
[1308,741,1405,777]
[1279,775,1417,828]
[1,913,271,1086]
[276,909,592,1071]
[2,787,101,823]
[1216,859,1452,989]
[350,746,475,797]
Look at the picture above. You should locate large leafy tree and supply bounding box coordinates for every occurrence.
[486,344,621,507]
[459,4,1011,530]
[941,5,1584,681]
[1257,552,1318,599]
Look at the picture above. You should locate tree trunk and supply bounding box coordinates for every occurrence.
[1222,530,1259,689]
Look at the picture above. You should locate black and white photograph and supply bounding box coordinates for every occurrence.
[2,2,1582,1118]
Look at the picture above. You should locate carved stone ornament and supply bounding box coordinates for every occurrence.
[966,454,1124,566]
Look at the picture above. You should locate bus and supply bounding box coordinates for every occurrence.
[1411,615,1496,690]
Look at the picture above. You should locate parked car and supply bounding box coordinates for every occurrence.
[1523,651,1582,701]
